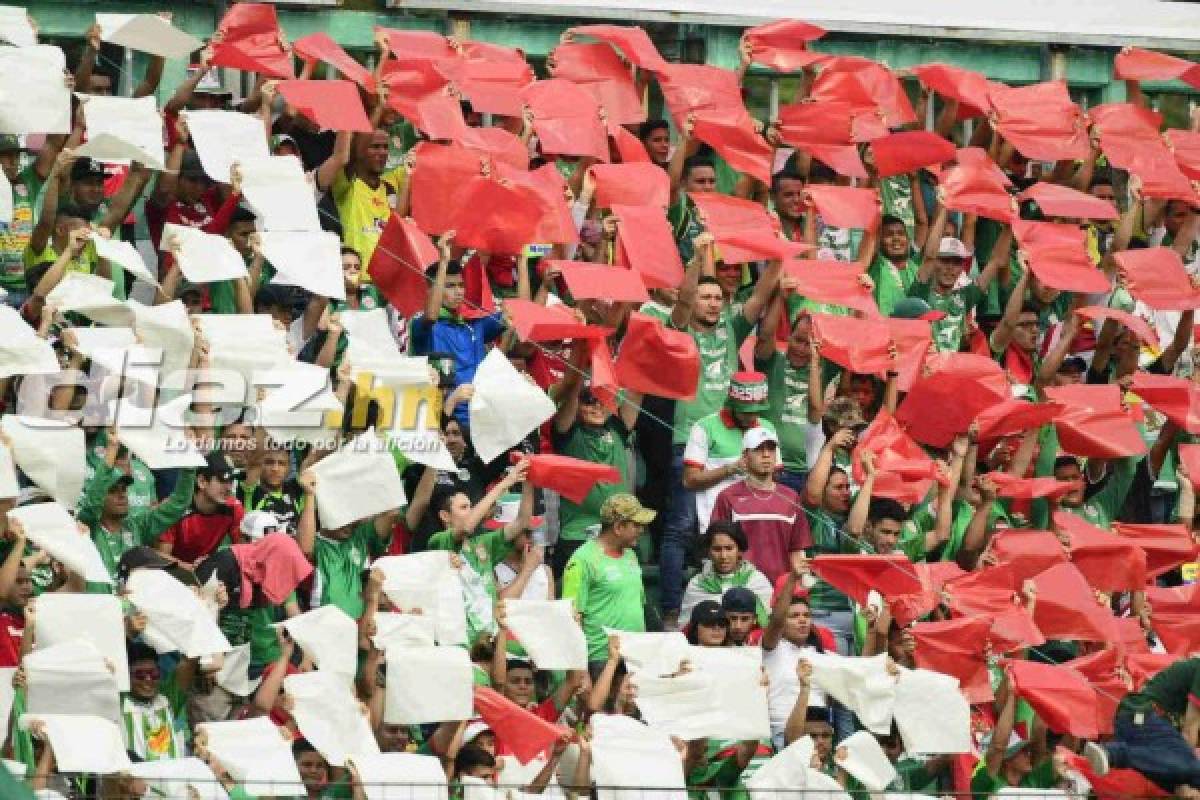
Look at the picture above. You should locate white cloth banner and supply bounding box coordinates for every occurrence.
[20,714,131,773]
[263,230,346,300]
[96,13,202,60]
[384,645,473,724]
[893,668,972,754]
[0,46,70,134]
[238,155,320,232]
[129,757,230,800]
[115,392,207,469]
[131,299,193,383]
[285,670,379,767]
[195,313,291,389]
[162,222,248,284]
[591,713,687,800]
[0,7,35,46]
[0,417,86,507]
[34,592,128,690]
[339,309,432,391]
[91,234,158,286]
[197,717,305,797]
[256,360,342,446]
[213,642,258,697]
[44,272,132,326]
[182,110,268,184]
[630,669,719,740]
[311,431,407,530]
[8,501,110,585]
[686,646,770,740]
[68,326,137,376]
[127,568,231,658]
[469,348,556,463]
[281,605,358,682]
[808,652,897,735]
[835,730,898,791]
[24,640,121,726]
[745,736,814,795]
[0,441,14,498]
[608,630,689,675]
[0,668,15,749]
[76,94,164,169]
[375,552,466,646]
[346,753,449,800]
[372,611,436,650]
[503,598,587,670]
[0,305,58,379]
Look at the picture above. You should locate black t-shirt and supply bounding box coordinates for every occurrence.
[195,548,247,609]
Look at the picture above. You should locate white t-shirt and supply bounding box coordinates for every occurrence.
[494,561,551,601]
[763,638,827,735]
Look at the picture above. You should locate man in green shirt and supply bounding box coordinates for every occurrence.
[972,670,1056,799]
[1030,424,1140,530]
[563,493,654,673]
[0,134,53,307]
[868,214,922,316]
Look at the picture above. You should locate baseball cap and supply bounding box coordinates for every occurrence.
[937,237,971,260]
[70,157,106,182]
[179,150,208,180]
[462,721,491,744]
[200,451,238,482]
[483,492,545,531]
[722,587,759,614]
[742,426,779,452]
[891,296,947,322]
[981,730,1028,761]
[823,396,865,432]
[600,493,656,526]
[117,546,173,583]
[108,473,135,490]
[1059,356,1088,374]
[241,510,283,540]
[691,600,728,627]
[727,371,770,414]
[0,134,20,153]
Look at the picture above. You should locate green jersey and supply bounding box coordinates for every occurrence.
[428,528,515,642]
[671,308,754,446]
[554,418,633,541]
[757,351,820,473]
[868,254,921,317]
[909,279,984,352]
[805,507,862,611]
[880,175,916,240]
[0,165,43,290]
[970,758,1057,800]
[562,538,645,662]
[220,599,292,669]
[1119,656,1200,718]
[312,521,387,619]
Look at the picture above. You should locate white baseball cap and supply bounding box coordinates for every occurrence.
[937,237,971,260]
[240,510,283,540]
[742,427,780,451]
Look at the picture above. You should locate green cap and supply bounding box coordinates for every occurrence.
[891,296,947,321]
[600,493,656,526]
[727,371,770,413]
[0,135,20,153]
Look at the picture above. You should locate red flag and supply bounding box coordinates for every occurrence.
[276,80,372,133]
[474,686,568,764]
[368,214,438,317]
[1058,747,1169,800]
[689,193,778,264]
[569,25,670,73]
[438,58,532,118]
[1131,371,1200,433]
[808,554,925,606]
[805,185,881,232]
[1076,307,1159,348]
[410,142,484,235]
[974,399,1064,441]
[293,33,376,91]
[589,338,620,412]
[523,454,622,504]
[1013,220,1111,294]
[885,318,933,392]
[553,261,649,303]
[1126,653,1177,689]
[1113,522,1199,578]
[810,313,891,374]
[588,163,670,210]
[987,474,1080,502]
[522,79,609,161]
[1092,105,1197,202]
[452,178,549,255]
[718,232,813,265]
[1053,512,1148,592]
[612,126,651,163]
[944,565,1046,652]
[851,409,940,505]
[910,616,994,704]
[376,28,456,60]
[1006,660,1104,738]
[743,20,828,73]
[782,261,879,317]
[1114,47,1200,88]
[504,299,611,343]
[1066,647,1129,723]
[658,64,749,130]
[613,313,699,400]
[1145,582,1200,616]
[895,353,1011,448]
[611,204,685,290]
[776,101,859,148]
[550,43,644,127]
[1115,247,1200,311]
[456,126,528,170]
[870,131,956,178]
[1114,616,1154,656]
[938,160,1016,223]
[1151,610,1200,657]
[988,529,1069,579]
[458,41,528,67]
[211,3,294,79]
[810,59,916,128]
[909,63,993,118]
[1018,182,1119,221]
[988,81,1089,162]
[1045,383,1148,459]
[494,163,579,246]
[1031,563,1119,642]
[691,116,774,184]
[459,254,497,321]
[887,561,964,627]
[1165,128,1200,180]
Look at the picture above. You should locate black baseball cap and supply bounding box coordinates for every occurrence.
[179,150,208,180]
[200,451,238,482]
[691,600,729,627]
[117,546,172,582]
[721,587,758,614]
[71,157,106,182]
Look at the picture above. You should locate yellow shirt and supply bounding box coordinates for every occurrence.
[332,167,406,276]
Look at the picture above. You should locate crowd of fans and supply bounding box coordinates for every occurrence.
[3,3,1200,799]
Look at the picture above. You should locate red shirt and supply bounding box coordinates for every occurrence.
[710,480,812,586]
[161,497,244,564]
[0,611,22,668]
[145,186,240,251]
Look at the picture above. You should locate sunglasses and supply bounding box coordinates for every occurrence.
[132,668,160,681]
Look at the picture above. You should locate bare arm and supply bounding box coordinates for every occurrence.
[669,233,712,330]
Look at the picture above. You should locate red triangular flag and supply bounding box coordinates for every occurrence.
[553,261,649,303]
[1017,182,1119,221]
[474,686,568,764]
[1115,247,1200,311]
[1076,307,1158,348]
[523,454,622,504]
[808,554,925,607]
[805,185,881,232]
[810,313,891,374]
[613,313,699,400]
[1113,522,1199,578]
[451,178,548,255]
[1006,660,1105,738]
[276,80,372,133]
[549,43,644,127]
[691,116,774,184]
[459,254,497,321]
[851,409,940,505]
[1030,562,1119,642]
[504,299,611,342]
[368,214,439,317]
[743,20,828,73]
[211,2,294,79]
[974,399,1064,441]
[523,79,609,161]
[1013,220,1111,294]
[410,142,485,235]
[988,529,1069,579]
[293,32,375,90]
[1053,512,1148,592]
[782,261,880,317]
[895,353,1011,448]
[870,131,956,178]
[588,163,670,210]
[611,204,685,290]
[1131,371,1200,433]
[1115,47,1200,89]
[589,337,620,412]
[988,81,1089,162]
[987,474,1080,502]
[910,616,994,703]
[569,25,670,73]
[611,126,651,163]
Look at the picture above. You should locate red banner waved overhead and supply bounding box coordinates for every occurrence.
[1053,512,1148,592]
[1012,219,1110,294]
[851,408,940,504]
[988,529,1069,579]
[658,63,750,130]
[548,42,644,127]
[474,687,568,764]
[743,19,827,73]
[1006,660,1107,738]
[870,131,956,178]
[293,32,375,91]
[688,193,779,264]
[504,299,612,343]
[910,616,994,703]
[810,58,916,128]
[895,352,1010,448]
[368,214,439,317]
[569,24,670,73]
[937,159,1016,222]
[1075,307,1158,348]
[1017,182,1118,221]
[1165,128,1200,179]
[1120,520,1200,579]
[276,80,372,133]
[436,57,534,118]
[522,79,609,162]
[782,261,880,317]
[210,2,294,79]
[610,204,684,290]
[691,116,774,184]
[909,63,994,118]
[987,81,1089,162]
[808,554,925,606]
[521,454,622,504]
[409,142,486,235]
[1131,371,1200,433]
[805,185,881,232]
[613,313,700,401]
[1115,247,1200,310]
[1044,383,1148,459]
[1114,46,1200,88]
[455,126,528,170]
[974,398,1064,442]
[552,261,649,304]
[1030,562,1119,642]
[987,474,1080,501]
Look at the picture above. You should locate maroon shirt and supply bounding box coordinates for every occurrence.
[710,480,812,585]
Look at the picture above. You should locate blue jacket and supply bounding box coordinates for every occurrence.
[409,309,505,423]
